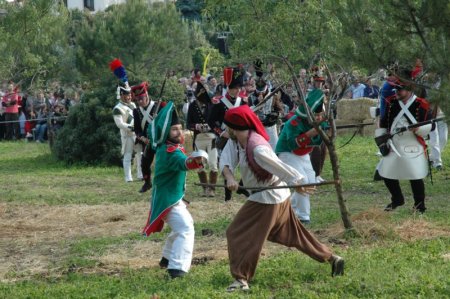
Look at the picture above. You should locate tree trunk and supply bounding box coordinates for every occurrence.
[325,141,353,229]
[282,57,353,230]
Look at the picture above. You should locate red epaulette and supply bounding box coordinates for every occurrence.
[160,101,167,108]
[415,97,429,110]
[211,96,221,104]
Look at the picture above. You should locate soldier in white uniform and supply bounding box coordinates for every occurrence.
[113,85,142,182]
[375,69,433,213]
[248,60,284,149]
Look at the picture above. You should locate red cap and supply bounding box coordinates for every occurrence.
[224,105,269,141]
[131,82,149,97]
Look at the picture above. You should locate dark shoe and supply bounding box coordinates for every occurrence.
[413,204,426,214]
[384,201,404,211]
[159,257,168,269]
[168,269,187,279]
[139,181,152,193]
[330,255,345,277]
[300,219,311,225]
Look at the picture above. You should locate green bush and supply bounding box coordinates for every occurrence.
[52,80,122,165]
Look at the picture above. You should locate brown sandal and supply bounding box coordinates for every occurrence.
[226,279,250,292]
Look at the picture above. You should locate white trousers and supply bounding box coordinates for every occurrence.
[194,133,218,172]
[134,143,143,179]
[162,201,195,273]
[429,121,448,166]
[122,137,142,182]
[278,152,316,221]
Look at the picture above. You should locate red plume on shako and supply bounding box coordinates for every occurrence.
[109,58,131,99]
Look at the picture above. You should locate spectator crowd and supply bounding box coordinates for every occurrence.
[0,81,80,142]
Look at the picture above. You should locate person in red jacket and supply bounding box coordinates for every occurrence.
[2,81,20,140]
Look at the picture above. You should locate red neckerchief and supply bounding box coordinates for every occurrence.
[166,141,186,154]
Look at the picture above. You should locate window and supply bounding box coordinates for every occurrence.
[84,0,94,11]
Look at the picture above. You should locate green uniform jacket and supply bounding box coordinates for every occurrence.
[275,89,326,155]
[142,143,190,236]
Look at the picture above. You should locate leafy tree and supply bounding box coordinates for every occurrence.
[53,1,195,165]
[75,0,193,87]
[0,0,71,91]
[333,0,450,115]
[176,0,205,21]
[203,0,342,67]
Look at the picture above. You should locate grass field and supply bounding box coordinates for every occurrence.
[0,136,449,298]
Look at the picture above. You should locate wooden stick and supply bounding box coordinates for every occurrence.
[194,180,339,191]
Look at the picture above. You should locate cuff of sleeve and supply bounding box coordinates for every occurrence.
[295,133,311,149]
[185,157,203,170]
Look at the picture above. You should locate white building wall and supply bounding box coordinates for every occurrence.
[66,0,127,12]
[96,0,127,11]
[67,0,84,11]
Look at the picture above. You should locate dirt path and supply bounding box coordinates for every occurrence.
[0,201,249,281]
[1,203,449,282]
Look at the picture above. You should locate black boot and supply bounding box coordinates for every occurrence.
[139,179,152,193]
[159,257,169,269]
[168,269,187,279]
[383,178,405,211]
[411,179,426,214]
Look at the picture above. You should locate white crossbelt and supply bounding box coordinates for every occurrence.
[139,101,155,130]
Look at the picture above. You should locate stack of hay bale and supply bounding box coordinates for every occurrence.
[335,97,378,136]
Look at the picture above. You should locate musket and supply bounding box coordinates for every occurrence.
[195,180,339,192]
[152,70,169,118]
[251,82,287,112]
[142,71,169,154]
[375,116,446,150]
[328,121,375,130]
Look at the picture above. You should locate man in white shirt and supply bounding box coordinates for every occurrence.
[220,105,344,292]
[348,78,366,99]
